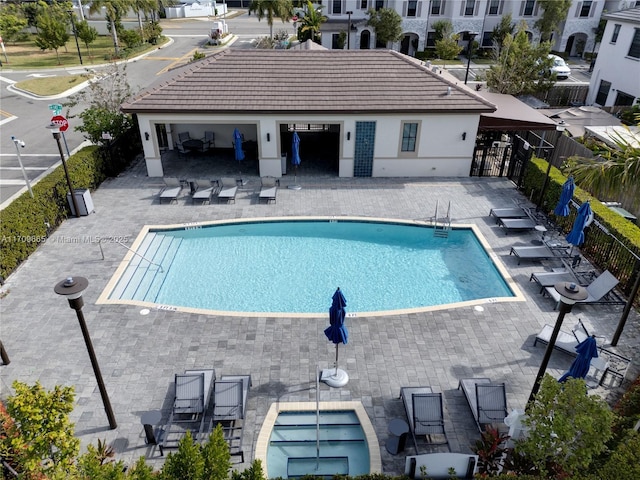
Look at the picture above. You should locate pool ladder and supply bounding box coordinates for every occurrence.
[431,200,451,238]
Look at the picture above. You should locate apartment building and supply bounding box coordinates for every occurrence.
[320,0,605,57]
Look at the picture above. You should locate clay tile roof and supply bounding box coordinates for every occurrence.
[121,49,496,115]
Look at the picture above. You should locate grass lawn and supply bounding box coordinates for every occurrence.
[15,74,89,96]
[1,34,167,69]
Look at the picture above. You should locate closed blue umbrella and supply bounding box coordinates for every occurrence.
[559,335,598,382]
[554,177,575,217]
[233,128,245,175]
[566,201,592,247]
[291,131,301,188]
[324,288,348,376]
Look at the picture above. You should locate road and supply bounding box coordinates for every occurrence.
[0,11,271,206]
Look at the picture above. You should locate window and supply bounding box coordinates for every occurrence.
[332,0,341,14]
[523,0,535,16]
[360,0,368,9]
[407,0,418,16]
[489,0,500,15]
[611,24,621,43]
[615,91,635,106]
[595,80,611,105]
[580,0,592,17]
[332,33,341,49]
[426,31,436,47]
[375,0,384,11]
[482,31,493,47]
[401,122,418,152]
[465,0,475,16]
[431,0,442,15]
[628,28,640,58]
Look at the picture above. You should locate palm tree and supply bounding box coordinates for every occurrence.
[249,0,293,39]
[89,0,131,56]
[298,0,326,43]
[131,0,158,35]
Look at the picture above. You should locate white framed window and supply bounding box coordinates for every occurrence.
[400,121,420,154]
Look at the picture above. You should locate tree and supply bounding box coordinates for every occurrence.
[131,0,158,35]
[249,0,293,39]
[232,459,266,480]
[485,25,554,95]
[0,3,28,44]
[431,19,453,43]
[431,19,462,64]
[535,0,571,43]
[34,9,69,64]
[202,424,232,480]
[515,375,614,477]
[64,62,134,144]
[366,7,402,47]
[161,431,205,479]
[90,0,131,56]
[491,13,515,55]
[75,19,98,55]
[0,381,79,477]
[297,0,326,44]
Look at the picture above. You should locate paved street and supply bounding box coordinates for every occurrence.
[0,165,637,475]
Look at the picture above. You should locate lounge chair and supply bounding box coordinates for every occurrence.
[533,318,590,356]
[258,176,279,204]
[530,269,578,293]
[543,270,623,309]
[191,179,217,205]
[217,177,238,204]
[458,379,508,431]
[400,387,449,453]
[159,368,215,455]
[201,131,215,151]
[509,244,568,264]
[489,207,530,223]
[405,453,478,479]
[159,177,182,204]
[211,375,251,462]
[497,217,538,233]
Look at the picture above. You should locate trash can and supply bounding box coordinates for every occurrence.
[281,153,287,175]
[67,189,94,216]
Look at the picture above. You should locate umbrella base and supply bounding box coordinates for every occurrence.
[288,185,302,190]
[320,368,349,387]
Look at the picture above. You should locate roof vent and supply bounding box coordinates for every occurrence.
[425,61,432,69]
[446,86,452,96]
[432,66,438,73]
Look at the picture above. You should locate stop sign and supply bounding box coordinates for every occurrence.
[50,115,69,132]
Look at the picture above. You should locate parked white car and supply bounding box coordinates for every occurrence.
[548,54,571,80]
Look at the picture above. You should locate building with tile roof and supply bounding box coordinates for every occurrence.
[122,49,495,178]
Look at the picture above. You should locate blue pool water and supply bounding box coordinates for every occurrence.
[109,219,514,313]
[267,411,369,479]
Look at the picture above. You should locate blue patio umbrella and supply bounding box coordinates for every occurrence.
[566,201,593,247]
[324,288,348,376]
[291,131,301,187]
[233,128,245,175]
[559,335,598,382]
[553,177,575,217]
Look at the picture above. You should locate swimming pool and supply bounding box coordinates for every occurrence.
[100,217,522,316]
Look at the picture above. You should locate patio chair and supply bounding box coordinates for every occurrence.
[211,375,251,462]
[530,268,578,293]
[497,217,539,233]
[191,179,217,205]
[509,244,569,264]
[159,177,183,204]
[217,177,238,204]
[405,453,478,479]
[458,379,508,431]
[201,131,215,151]
[258,176,279,204]
[400,387,449,453]
[159,368,215,455]
[533,318,590,356]
[543,270,623,309]
[489,207,530,223]
[178,132,191,145]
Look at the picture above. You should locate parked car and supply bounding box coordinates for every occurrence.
[548,54,571,80]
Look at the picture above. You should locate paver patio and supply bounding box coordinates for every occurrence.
[1,155,638,475]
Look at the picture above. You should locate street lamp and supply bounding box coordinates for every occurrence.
[67,11,83,65]
[346,11,353,50]
[536,122,567,211]
[527,282,588,407]
[47,123,80,218]
[54,276,117,429]
[464,32,478,84]
[11,136,33,198]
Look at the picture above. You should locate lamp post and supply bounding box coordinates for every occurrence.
[67,10,83,65]
[11,136,33,198]
[527,282,588,408]
[346,11,353,50]
[536,122,566,211]
[464,32,478,84]
[48,124,80,218]
[54,276,117,429]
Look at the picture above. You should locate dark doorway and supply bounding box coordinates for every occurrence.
[400,35,410,54]
[279,124,340,175]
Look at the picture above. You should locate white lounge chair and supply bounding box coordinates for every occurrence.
[191,179,217,205]
[217,177,238,204]
[543,270,622,309]
[159,177,182,204]
[405,453,478,479]
[458,378,508,431]
[258,176,279,204]
[533,319,590,356]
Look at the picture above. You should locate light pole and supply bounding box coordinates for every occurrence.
[54,276,117,429]
[536,122,567,210]
[527,282,588,408]
[47,124,80,218]
[67,11,83,65]
[11,136,33,198]
[346,11,353,50]
[464,32,478,84]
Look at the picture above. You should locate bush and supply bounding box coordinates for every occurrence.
[119,29,143,49]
